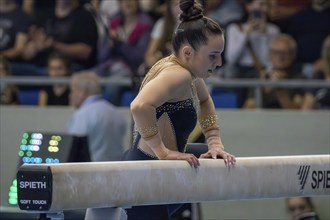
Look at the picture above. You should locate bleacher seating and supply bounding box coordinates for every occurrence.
[17,89,40,105]
[211,88,238,108]
[120,90,138,106]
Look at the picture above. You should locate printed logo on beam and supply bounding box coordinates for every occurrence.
[297,165,310,190]
[297,165,330,190]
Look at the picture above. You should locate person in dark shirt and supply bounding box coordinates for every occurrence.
[21,0,55,25]
[286,0,330,65]
[23,0,98,71]
[0,0,32,62]
[38,53,71,106]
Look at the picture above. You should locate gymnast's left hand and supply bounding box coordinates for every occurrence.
[200,148,236,165]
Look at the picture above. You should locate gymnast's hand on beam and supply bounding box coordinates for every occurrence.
[200,148,236,166]
[162,150,200,168]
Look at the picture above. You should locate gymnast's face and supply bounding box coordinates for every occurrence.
[188,34,224,79]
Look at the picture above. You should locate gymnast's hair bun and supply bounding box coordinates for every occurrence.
[179,0,203,22]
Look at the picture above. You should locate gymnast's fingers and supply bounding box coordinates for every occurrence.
[224,153,236,166]
[188,154,199,168]
[199,152,211,159]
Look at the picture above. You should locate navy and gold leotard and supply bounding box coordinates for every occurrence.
[124,98,197,160]
[123,55,198,161]
[122,55,198,219]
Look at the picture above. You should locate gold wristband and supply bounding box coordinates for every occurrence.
[139,125,158,140]
[200,114,219,130]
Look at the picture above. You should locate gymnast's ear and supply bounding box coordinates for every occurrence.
[182,46,192,58]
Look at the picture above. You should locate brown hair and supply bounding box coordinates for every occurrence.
[172,0,223,55]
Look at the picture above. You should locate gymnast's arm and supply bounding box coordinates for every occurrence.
[195,79,236,165]
[130,68,200,167]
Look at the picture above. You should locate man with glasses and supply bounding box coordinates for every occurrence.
[244,33,306,109]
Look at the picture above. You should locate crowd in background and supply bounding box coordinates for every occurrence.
[1,2,328,219]
[0,0,329,109]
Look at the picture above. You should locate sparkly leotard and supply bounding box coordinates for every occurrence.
[123,55,198,161]
[122,55,199,220]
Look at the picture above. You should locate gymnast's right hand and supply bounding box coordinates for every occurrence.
[161,150,200,168]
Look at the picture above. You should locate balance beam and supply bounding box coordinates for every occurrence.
[17,155,330,212]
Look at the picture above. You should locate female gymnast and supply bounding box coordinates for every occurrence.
[123,0,236,219]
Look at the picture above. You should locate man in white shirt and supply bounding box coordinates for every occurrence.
[67,71,127,161]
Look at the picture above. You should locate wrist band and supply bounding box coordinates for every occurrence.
[200,114,219,130]
[139,125,158,140]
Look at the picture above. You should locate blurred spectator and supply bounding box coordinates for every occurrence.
[21,0,90,20]
[204,0,244,29]
[98,0,153,105]
[67,71,127,161]
[244,34,306,109]
[286,197,321,220]
[108,0,153,75]
[285,0,330,71]
[92,0,163,23]
[22,0,98,74]
[0,56,19,105]
[0,0,32,62]
[143,0,181,70]
[38,53,71,106]
[267,0,311,32]
[139,0,165,21]
[21,0,55,24]
[223,0,280,107]
[90,0,119,22]
[224,0,280,79]
[302,35,330,110]
[83,2,112,66]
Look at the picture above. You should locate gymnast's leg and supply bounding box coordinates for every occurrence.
[122,147,174,220]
